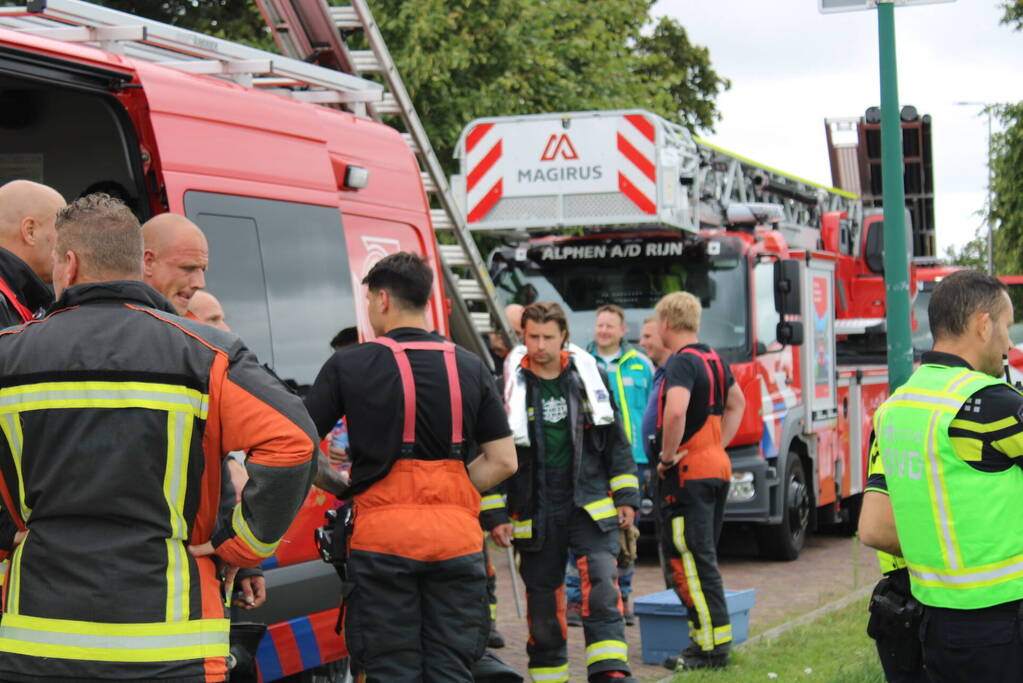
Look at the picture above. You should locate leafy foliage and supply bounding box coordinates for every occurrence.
[91,1,273,49]
[991,102,1023,274]
[348,0,729,173]
[943,228,988,271]
[1003,0,1023,30]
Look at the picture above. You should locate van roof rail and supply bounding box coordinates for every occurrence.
[0,0,382,106]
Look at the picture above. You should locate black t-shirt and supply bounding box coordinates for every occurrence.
[867,350,1023,493]
[304,327,511,497]
[662,343,735,446]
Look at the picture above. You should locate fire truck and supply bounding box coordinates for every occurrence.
[0,1,514,681]
[453,110,906,560]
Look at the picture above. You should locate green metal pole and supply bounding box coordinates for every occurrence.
[877,1,914,391]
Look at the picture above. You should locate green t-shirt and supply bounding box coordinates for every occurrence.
[540,377,571,469]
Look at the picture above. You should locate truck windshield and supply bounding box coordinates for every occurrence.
[492,235,749,360]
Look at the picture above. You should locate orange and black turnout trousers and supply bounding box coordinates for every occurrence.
[344,337,488,682]
[657,346,733,654]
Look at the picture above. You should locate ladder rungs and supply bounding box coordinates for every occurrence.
[401,132,420,155]
[431,209,454,232]
[420,172,438,194]
[376,93,401,116]
[350,50,382,73]
[330,6,362,30]
[471,312,494,334]
[438,243,469,266]
[457,279,485,301]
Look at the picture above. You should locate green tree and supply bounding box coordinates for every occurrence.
[992,3,1023,274]
[348,0,729,173]
[92,1,273,49]
[943,228,988,271]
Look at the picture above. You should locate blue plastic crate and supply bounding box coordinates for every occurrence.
[633,588,756,665]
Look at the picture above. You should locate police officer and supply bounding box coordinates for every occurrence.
[863,437,926,683]
[860,269,1023,682]
[485,301,640,683]
[303,252,517,682]
[0,194,316,682]
[654,292,745,672]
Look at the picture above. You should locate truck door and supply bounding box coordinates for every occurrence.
[801,257,840,505]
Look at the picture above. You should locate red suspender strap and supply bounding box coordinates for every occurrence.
[657,346,727,431]
[373,336,417,444]
[372,338,464,446]
[0,276,33,323]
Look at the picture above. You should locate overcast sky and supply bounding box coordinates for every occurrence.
[653,0,1023,257]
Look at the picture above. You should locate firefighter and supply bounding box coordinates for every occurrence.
[860,269,1023,683]
[0,194,316,682]
[0,179,64,325]
[485,301,640,683]
[566,305,652,627]
[654,292,745,672]
[141,212,208,316]
[303,251,517,682]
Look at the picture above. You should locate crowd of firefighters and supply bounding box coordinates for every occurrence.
[2,177,1017,683]
[0,179,746,682]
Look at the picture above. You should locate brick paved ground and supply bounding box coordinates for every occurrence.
[486,527,878,682]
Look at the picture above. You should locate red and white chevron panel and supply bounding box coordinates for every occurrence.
[464,122,503,223]
[616,114,657,215]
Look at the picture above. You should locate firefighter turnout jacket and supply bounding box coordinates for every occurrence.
[480,351,641,550]
[0,281,317,683]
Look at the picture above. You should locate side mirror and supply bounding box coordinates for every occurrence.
[773,259,802,316]
[777,320,804,346]
[865,220,884,274]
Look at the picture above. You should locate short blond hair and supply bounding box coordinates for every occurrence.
[655,291,701,333]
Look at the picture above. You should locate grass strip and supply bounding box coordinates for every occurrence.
[666,595,884,682]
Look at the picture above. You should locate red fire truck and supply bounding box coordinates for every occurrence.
[455,110,906,560]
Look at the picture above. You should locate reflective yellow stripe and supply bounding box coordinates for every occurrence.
[613,351,635,439]
[585,638,628,666]
[0,381,209,417]
[0,413,29,520]
[528,664,569,682]
[908,551,1023,589]
[923,409,964,570]
[163,411,191,622]
[480,494,506,511]
[949,416,1019,434]
[489,603,497,621]
[714,623,733,644]
[0,613,229,663]
[948,436,984,462]
[512,519,533,539]
[583,496,617,521]
[609,474,639,493]
[231,503,280,558]
[7,540,24,615]
[672,516,714,651]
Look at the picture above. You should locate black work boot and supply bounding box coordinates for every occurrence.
[487,625,506,649]
[662,644,729,671]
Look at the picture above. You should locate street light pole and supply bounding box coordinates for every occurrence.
[877,1,914,391]
[955,101,996,274]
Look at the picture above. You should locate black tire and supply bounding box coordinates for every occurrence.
[756,454,811,561]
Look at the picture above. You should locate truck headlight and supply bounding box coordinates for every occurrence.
[728,471,756,502]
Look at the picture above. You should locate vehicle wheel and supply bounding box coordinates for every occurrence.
[278,657,352,683]
[756,455,810,561]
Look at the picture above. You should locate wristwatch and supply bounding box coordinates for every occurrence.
[659,454,675,467]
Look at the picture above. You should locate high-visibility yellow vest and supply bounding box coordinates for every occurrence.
[875,364,1023,609]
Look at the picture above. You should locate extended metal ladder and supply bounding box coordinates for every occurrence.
[253,0,514,354]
